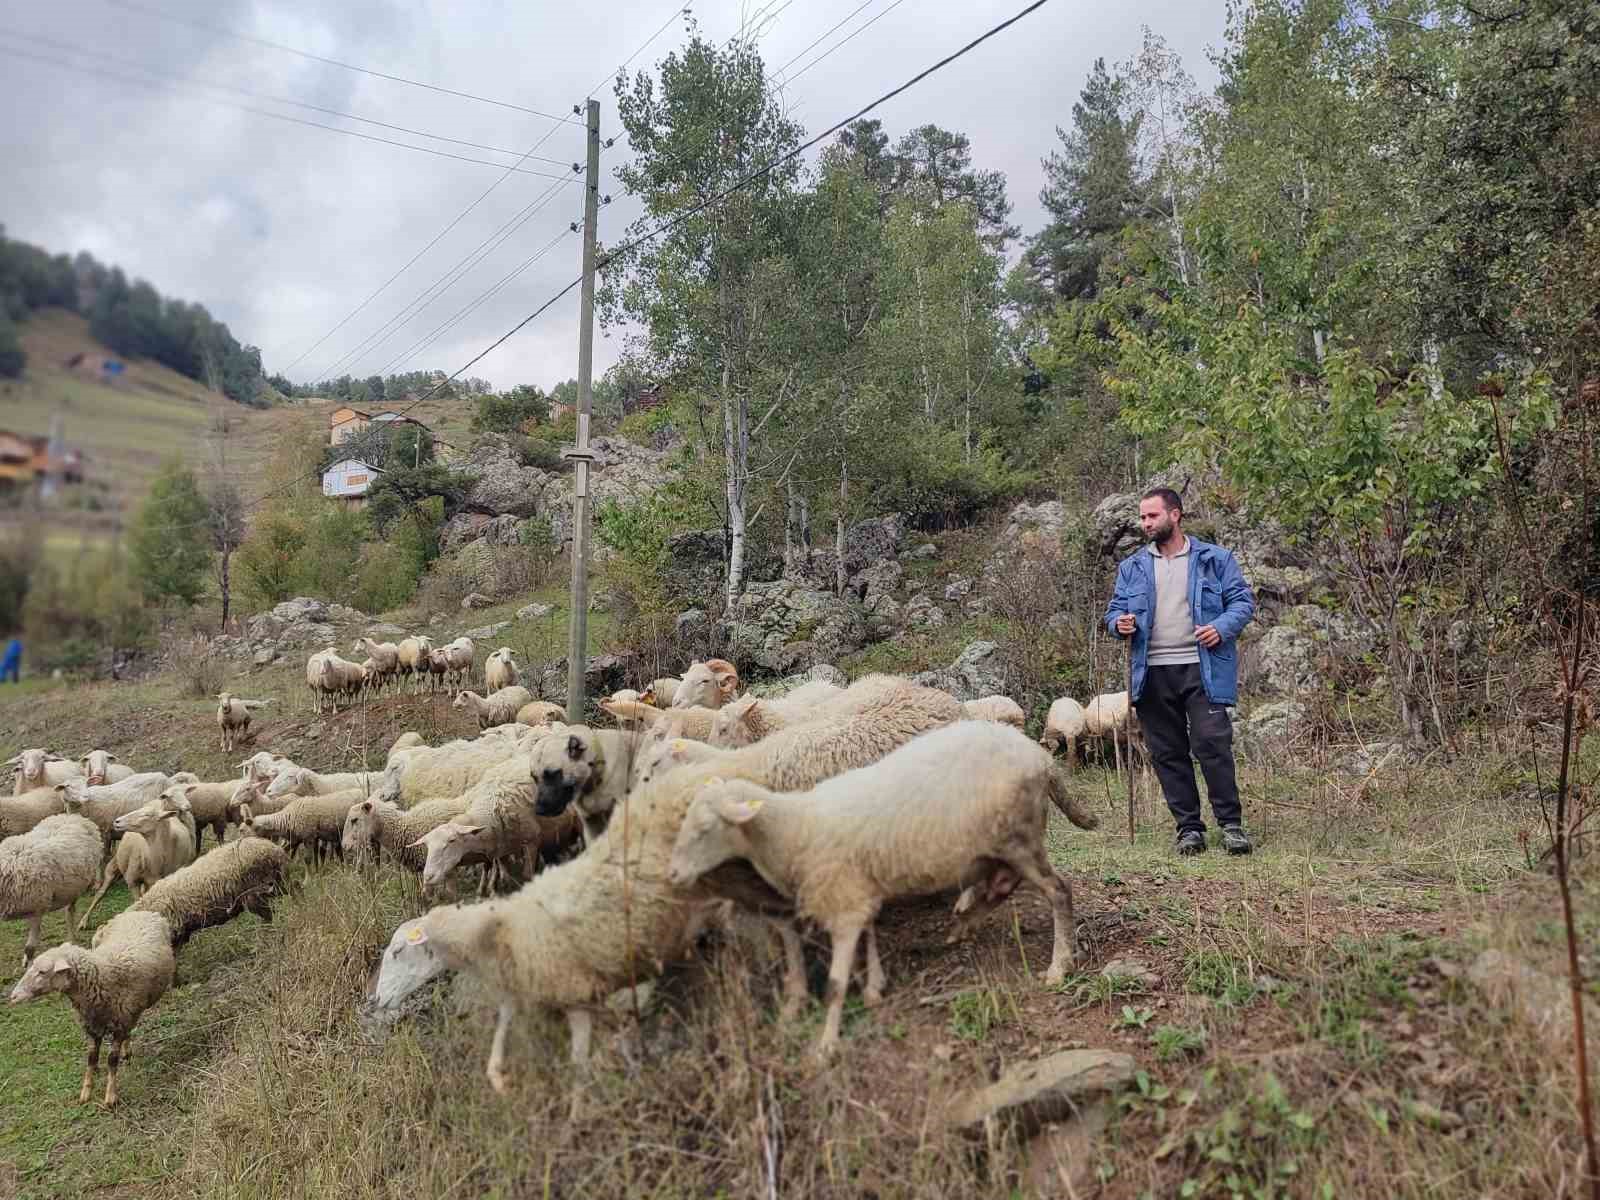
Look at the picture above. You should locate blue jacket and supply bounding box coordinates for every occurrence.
[1103,537,1255,705]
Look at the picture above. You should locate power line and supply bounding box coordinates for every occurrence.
[96,0,581,124]
[0,42,582,181]
[780,0,914,87]
[147,0,1051,535]
[586,3,690,98]
[0,26,574,166]
[773,0,879,76]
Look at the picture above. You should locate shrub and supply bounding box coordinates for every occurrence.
[0,524,40,632]
[21,548,152,674]
[165,630,226,698]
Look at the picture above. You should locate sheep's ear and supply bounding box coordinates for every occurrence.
[458,824,485,837]
[106,754,118,763]
[717,675,739,700]
[406,835,429,849]
[360,800,374,813]
[709,787,762,825]
[566,735,586,762]
[52,960,73,980]
[240,804,254,821]
[1,755,16,767]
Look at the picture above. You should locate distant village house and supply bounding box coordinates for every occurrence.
[321,458,381,508]
[329,406,430,446]
[0,429,84,489]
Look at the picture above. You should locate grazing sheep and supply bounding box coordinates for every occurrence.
[0,813,103,965]
[374,763,721,1093]
[1040,696,1088,766]
[224,780,292,826]
[667,721,1098,1055]
[263,765,379,801]
[1083,690,1135,775]
[80,795,197,926]
[0,786,68,839]
[606,688,641,705]
[602,697,719,741]
[396,635,434,693]
[962,695,1027,729]
[117,837,290,948]
[640,677,680,708]
[9,909,175,1107]
[215,693,272,751]
[239,790,365,864]
[352,637,400,694]
[57,775,174,849]
[530,727,644,846]
[159,780,238,851]
[341,797,473,869]
[78,750,133,788]
[372,732,538,807]
[414,787,582,892]
[452,686,535,731]
[8,749,81,795]
[237,752,291,788]
[515,700,567,729]
[672,659,740,710]
[706,674,958,751]
[484,647,520,692]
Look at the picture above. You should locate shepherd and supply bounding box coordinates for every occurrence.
[1106,488,1256,857]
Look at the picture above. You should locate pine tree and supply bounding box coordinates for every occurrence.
[128,461,212,606]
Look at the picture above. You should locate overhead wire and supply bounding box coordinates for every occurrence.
[779,0,914,86]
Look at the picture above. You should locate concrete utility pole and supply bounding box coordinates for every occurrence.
[565,98,601,719]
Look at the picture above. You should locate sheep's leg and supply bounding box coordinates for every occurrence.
[22,913,42,965]
[566,1007,593,1067]
[817,914,869,1058]
[79,1036,102,1103]
[103,1038,125,1107]
[862,924,886,1008]
[774,919,808,1021]
[486,1001,515,1095]
[1011,853,1076,986]
[64,899,79,942]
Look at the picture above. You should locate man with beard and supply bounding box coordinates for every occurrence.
[1106,488,1256,856]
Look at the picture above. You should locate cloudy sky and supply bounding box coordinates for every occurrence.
[1,0,1226,392]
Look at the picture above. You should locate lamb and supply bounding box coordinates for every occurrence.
[8,748,81,795]
[57,774,173,848]
[666,721,1097,1055]
[515,699,567,728]
[671,658,740,710]
[341,796,473,869]
[1039,696,1088,766]
[239,790,367,863]
[263,764,379,801]
[396,635,434,693]
[0,786,68,839]
[159,780,241,850]
[452,686,535,731]
[640,677,680,708]
[117,837,291,948]
[484,647,520,692]
[215,693,272,751]
[8,909,175,1107]
[372,732,537,807]
[601,697,720,741]
[962,694,1027,730]
[530,727,645,846]
[352,637,400,694]
[79,750,134,788]
[80,794,197,926]
[374,762,722,1093]
[0,812,103,965]
[420,647,452,693]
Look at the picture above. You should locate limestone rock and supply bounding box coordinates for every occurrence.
[1249,624,1320,695]
[904,593,946,630]
[946,1049,1136,1133]
[1099,957,1160,989]
[944,576,972,602]
[460,592,494,610]
[725,579,868,673]
[517,603,554,621]
[365,622,408,639]
[460,620,512,641]
[1238,700,1306,747]
[675,607,709,639]
[912,641,1006,702]
[903,542,938,561]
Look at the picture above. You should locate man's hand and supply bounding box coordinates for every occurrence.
[1115,613,1136,637]
[1195,624,1222,649]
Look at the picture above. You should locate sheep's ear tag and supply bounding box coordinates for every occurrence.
[405,925,428,946]
[670,739,688,752]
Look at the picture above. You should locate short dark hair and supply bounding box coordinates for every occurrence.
[1141,486,1183,516]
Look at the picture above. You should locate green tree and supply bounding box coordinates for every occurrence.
[128,460,212,605]
[889,124,1019,250]
[473,385,549,434]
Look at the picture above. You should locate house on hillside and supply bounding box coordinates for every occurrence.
[322,458,382,508]
[329,406,429,446]
[0,429,84,490]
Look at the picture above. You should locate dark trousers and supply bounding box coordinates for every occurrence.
[1134,663,1242,835]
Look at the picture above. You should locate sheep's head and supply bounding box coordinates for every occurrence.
[342,799,387,860]
[373,917,450,1009]
[11,748,60,786]
[450,690,474,710]
[237,805,284,843]
[225,781,261,824]
[632,727,715,788]
[9,948,77,1003]
[673,660,739,710]
[55,781,88,808]
[667,777,763,888]
[529,728,603,818]
[709,697,761,749]
[414,822,488,889]
[115,794,184,837]
[264,767,307,800]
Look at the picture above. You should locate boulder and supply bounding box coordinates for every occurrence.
[461,433,672,543]
[537,653,634,707]
[675,608,709,640]
[946,1049,1136,1133]
[903,542,938,561]
[725,579,868,674]
[460,592,494,610]
[912,641,1006,702]
[271,597,329,625]
[461,434,546,519]
[460,620,512,641]
[1248,624,1320,695]
[785,514,907,589]
[943,577,972,602]
[850,560,904,641]
[904,593,946,630]
[999,500,1068,555]
[517,602,554,621]
[1238,700,1306,748]
[663,528,726,598]
[441,512,526,552]
[365,622,408,639]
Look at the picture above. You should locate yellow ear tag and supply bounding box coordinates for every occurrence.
[671,739,688,751]
[406,926,427,945]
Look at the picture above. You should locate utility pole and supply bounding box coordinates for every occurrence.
[564,99,601,720]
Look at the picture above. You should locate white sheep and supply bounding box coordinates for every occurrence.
[9,908,175,1107]
[7,748,82,795]
[414,780,583,892]
[0,786,68,839]
[341,796,473,869]
[515,699,567,729]
[319,653,369,710]
[352,637,400,694]
[237,751,291,788]
[239,789,366,863]
[484,647,520,692]
[57,774,174,849]
[78,750,133,788]
[705,674,955,751]
[640,677,680,708]
[1040,696,1088,767]
[117,837,290,948]
[372,732,538,807]
[215,692,272,751]
[0,812,103,965]
[666,721,1097,1055]
[396,635,434,693]
[1084,690,1135,776]
[158,780,238,850]
[601,697,720,741]
[452,686,535,731]
[671,659,740,710]
[79,794,197,926]
[606,688,641,705]
[263,765,379,801]
[435,637,476,691]
[305,647,337,712]
[962,694,1026,730]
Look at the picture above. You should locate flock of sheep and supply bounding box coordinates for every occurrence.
[1,645,1136,1111]
[299,635,513,714]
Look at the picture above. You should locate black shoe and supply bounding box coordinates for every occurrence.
[1175,830,1206,856]
[1220,825,1252,855]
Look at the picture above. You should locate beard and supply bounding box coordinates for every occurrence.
[1144,516,1177,545]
